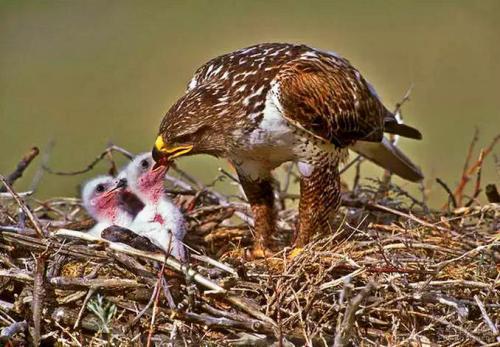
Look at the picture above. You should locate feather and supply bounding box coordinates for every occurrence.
[384,120,422,140]
[350,138,423,182]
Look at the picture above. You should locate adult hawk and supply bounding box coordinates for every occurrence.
[152,43,423,256]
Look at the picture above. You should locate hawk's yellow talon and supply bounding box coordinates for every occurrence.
[288,247,304,259]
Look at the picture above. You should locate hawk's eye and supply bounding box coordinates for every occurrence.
[140,159,149,169]
[95,184,105,193]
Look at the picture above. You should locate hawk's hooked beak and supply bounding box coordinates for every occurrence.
[152,136,193,168]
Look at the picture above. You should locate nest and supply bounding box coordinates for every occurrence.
[0,143,499,346]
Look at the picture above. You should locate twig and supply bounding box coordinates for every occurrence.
[43,145,133,176]
[436,178,457,209]
[408,279,495,290]
[53,320,82,347]
[0,268,34,282]
[368,201,449,232]
[432,243,497,269]
[113,298,274,336]
[170,163,205,189]
[0,191,33,199]
[393,83,414,117]
[319,268,366,291]
[281,162,295,194]
[471,149,485,202]
[465,134,499,178]
[334,281,376,347]
[31,251,48,346]
[340,155,363,175]
[408,310,487,345]
[352,157,364,193]
[474,295,500,343]
[464,149,487,207]
[174,311,272,334]
[146,263,165,347]
[49,277,145,290]
[454,133,499,205]
[29,140,54,193]
[74,289,96,329]
[0,176,45,238]
[218,167,240,184]
[455,128,479,205]
[1,231,107,259]
[190,254,238,277]
[128,280,160,330]
[359,242,459,257]
[0,147,39,192]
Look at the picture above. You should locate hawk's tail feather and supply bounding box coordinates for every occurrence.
[350,138,424,182]
[384,120,422,140]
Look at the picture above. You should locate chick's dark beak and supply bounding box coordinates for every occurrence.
[107,178,127,194]
[116,178,127,189]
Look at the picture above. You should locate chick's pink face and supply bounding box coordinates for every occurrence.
[137,165,167,191]
[135,156,168,201]
[90,182,122,219]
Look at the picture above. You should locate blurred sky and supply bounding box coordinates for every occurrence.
[0,1,499,206]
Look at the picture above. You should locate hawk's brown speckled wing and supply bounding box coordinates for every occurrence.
[276,52,389,148]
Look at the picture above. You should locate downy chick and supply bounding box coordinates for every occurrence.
[123,153,187,260]
[81,176,132,237]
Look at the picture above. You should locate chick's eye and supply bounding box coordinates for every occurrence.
[140,159,149,169]
[95,184,105,193]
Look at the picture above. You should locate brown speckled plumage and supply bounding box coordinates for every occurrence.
[296,156,342,247]
[155,43,423,253]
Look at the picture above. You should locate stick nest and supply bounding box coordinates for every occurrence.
[0,146,499,346]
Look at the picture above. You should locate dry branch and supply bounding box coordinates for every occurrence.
[334,281,376,347]
[474,295,500,343]
[0,176,46,238]
[0,147,39,192]
[454,133,500,206]
[49,277,144,290]
[43,145,133,176]
[31,252,47,346]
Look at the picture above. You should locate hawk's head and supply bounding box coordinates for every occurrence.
[152,86,231,166]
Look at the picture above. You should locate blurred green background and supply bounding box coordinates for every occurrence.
[1,1,498,206]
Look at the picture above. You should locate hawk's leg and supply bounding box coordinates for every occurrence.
[236,170,275,257]
[295,157,341,247]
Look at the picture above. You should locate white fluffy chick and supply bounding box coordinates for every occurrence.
[122,153,186,260]
[81,175,133,237]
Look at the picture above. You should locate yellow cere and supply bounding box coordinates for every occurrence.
[154,136,167,152]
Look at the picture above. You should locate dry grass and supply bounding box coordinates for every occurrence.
[0,144,499,346]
